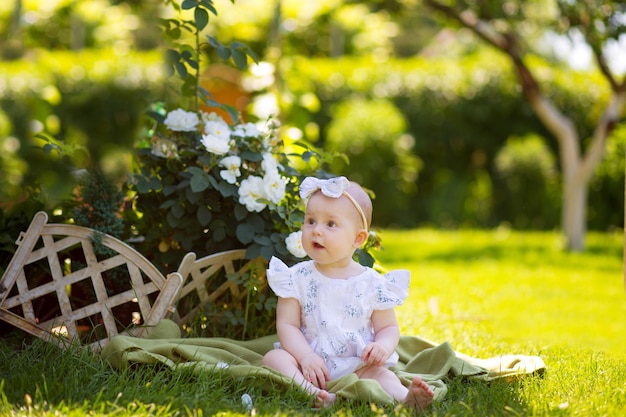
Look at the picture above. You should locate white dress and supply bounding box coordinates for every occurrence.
[267,256,410,380]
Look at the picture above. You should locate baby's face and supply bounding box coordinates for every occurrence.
[301,192,363,264]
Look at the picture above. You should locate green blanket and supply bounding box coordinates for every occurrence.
[101,320,545,404]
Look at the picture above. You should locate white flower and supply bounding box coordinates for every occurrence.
[261,153,279,173]
[204,120,231,140]
[263,170,286,204]
[232,122,261,138]
[201,120,232,155]
[238,176,267,212]
[163,108,199,132]
[286,231,307,258]
[219,155,242,184]
[201,111,226,125]
[201,134,230,155]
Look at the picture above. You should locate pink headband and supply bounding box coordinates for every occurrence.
[299,176,368,229]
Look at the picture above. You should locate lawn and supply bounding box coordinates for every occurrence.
[1,228,625,416]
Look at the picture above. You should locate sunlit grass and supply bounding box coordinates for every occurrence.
[1,228,625,416]
[379,228,625,360]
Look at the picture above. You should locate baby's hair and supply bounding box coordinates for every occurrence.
[345,181,373,229]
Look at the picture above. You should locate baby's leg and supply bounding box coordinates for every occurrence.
[262,349,336,407]
[357,366,433,413]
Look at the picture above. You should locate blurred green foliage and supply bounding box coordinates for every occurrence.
[325,97,421,226]
[589,124,626,230]
[0,1,623,269]
[280,50,618,229]
[1,48,621,234]
[0,49,163,205]
[494,134,560,229]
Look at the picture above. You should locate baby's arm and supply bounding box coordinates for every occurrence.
[361,308,400,367]
[275,297,331,388]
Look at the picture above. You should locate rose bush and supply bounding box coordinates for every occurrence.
[125,104,333,272]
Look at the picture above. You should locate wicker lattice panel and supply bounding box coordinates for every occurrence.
[0,211,183,350]
[172,249,267,326]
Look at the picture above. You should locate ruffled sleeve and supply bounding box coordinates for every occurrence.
[373,269,410,310]
[266,256,298,299]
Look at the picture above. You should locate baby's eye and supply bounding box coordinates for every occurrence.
[306,218,315,225]
[327,221,336,227]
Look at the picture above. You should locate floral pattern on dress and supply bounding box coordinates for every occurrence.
[266,256,410,379]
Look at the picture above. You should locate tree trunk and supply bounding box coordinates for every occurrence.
[562,174,587,251]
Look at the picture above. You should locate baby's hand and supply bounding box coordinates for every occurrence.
[361,342,390,367]
[299,353,331,389]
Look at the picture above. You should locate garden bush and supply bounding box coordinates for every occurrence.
[493,134,560,229]
[325,97,421,226]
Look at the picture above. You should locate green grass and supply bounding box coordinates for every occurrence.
[1,228,625,416]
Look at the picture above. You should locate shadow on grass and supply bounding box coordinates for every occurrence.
[388,238,621,274]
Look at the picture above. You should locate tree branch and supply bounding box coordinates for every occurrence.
[591,45,619,91]
[580,91,626,183]
[424,0,541,99]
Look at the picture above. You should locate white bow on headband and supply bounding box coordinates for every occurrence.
[299,176,368,229]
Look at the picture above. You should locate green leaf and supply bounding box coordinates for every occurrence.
[174,61,188,78]
[165,49,180,62]
[159,199,177,209]
[148,177,161,190]
[197,205,212,226]
[198,86,214,102]
[253,235,272,245]
[194,7,209,31]
[186,166,205,176]
[200,0,217,15]
[190,173,210,192]
[260,245,275,260]
[163,185,178,196]
[184,187,200,204]
[197,155,214,167]
[218,181,237,197]
[135,176,151,193]
[180,50,198,70]
[246,214,265,232]
[171,203,185,219]
[231,41,259,64]
[231,47,248,69]
[206,35,219,48]
[234,204,248,221]
[221,104,240,125]
[217,44,231,60]
[181,0,196,10]
[207,174,220,190]
[236,223,255,244]
[241,150,263,161]
[166,211,180,228]
[357,250,375,267]
[245,245,261,259]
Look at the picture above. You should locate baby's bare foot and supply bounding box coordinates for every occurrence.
[404,376,434,413]
[313,389,336,408]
